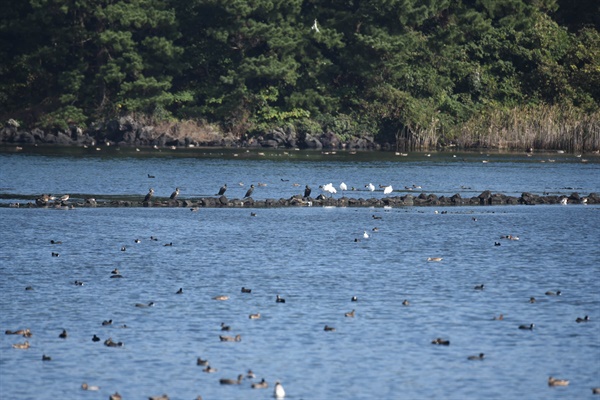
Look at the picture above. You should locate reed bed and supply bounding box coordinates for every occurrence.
[452,105,600,152]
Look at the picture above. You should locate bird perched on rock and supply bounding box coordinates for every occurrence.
[144,188,154,202]
[217,184,227,196]
[244,184,255,198]
[304,185,311,198]
[170,187,180,200]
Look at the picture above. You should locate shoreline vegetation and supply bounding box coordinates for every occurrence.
[2,191,598,209]
[2,106,600,152]
[1,1,599,153]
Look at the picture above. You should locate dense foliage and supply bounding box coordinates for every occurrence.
[1,0,599,147]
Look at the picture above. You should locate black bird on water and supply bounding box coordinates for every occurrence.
[144,188,154,202]
[304,185,312,198]
[217,184,227,196]
[170,187,180,200]
[244,184,255,198]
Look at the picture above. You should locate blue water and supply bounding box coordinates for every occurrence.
[0,149,599,399]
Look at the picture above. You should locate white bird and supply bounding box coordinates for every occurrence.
[320,183,337,196]
[560,197,568,205]
[311,19,320,33]
[366,183,375,192]
[363,231,369,239]
[383,185,393,195]
[274,381,286,398]
[340,182,347,192]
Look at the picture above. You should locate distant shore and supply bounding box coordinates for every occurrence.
[3,115,599,153]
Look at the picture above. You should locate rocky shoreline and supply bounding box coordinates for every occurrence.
[3,191,597,209]
[0,117,381,150]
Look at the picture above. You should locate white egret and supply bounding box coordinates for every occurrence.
[311,19,320,33]
[320,183,337,197]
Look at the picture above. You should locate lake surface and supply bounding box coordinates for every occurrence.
[0,147,599,399]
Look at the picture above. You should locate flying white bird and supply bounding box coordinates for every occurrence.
[311,19,320,33]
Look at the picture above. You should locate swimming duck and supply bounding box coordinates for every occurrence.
[109,392,122,400]
[431,338,450,345]
[111,268,120,275]
[102,319,112,326]
[592,387,600,394]
[351,296,358,302]
[135,239,141,243]
[81,383,100,391]
[276,295,286,303]
[42,354,51,361]
[12,341,30,349]
[545,290,562,296]
[474,284,485,290]
[344,310,355,317]
[176,288,183,294]
[219,334,242,342]
[247,370,256,379]
[274,381,286,398]
[120,246,126,251]
[493,314,504,321]
[197,357,209,366]
[59,329,68,339]
[104,337,124,347]
[249,313,261,319]
[427,257,443,262]
[251,378,268,389]
[467,353,485,360]
[164,242,173,247]
[203,365,217,373]
[51,252,60,257]
[548,376,569,386]
[241,287,252,293]
[92,334,101,342]
[219,374,243,385]
[529,297,536,303]
[135,302,155,307]
[402,300,410,306]
[213,295,229,301]
[25,286,33,291]
[50,240,62,244]
[324,325,336,332]
[576,315,590,323]
[5,328,31,337]
[518,323,535,330]
[149,395,169,400]
[74,280,84,286]
[220,322,231,331]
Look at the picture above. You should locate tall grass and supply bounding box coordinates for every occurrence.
[452,105,600,152]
